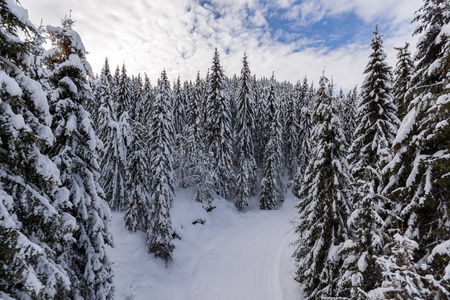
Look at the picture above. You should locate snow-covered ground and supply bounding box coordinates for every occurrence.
[107,189,303,300]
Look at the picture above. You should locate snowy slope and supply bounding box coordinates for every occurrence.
[107,189,302,299]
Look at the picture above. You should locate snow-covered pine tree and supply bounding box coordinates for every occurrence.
[136,73,153,126]
[205,48,234,198]
[124,119,151,232]
[259,74,283,210]
[292,77,312,196]
[173,76,187,187]
[116,64,134,120]
[97,61,129,215]
[348,26,399,183]
[393,42,414,120]
[294,73,351,299]
[338,26,400,297]
[253,75,266,168]
[106,64,131,211]
[336,87,346,122]
[235,53,257,210]
[284,81,299,180]
[0,2,76,298]
[342,86,358,146]
[45,16,114,299]
[130,73,143,120]
[96,58,116,145]
[147,70,176,264]
[182,80,216,206]
[382,0,450,296]
[173,76,186,137]
[95,58,113,138]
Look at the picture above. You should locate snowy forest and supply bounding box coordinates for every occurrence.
[0,0,449,299]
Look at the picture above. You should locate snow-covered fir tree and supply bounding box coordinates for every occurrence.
[235,53,257,210]
[147,70,176,264]
[338,26,400,297]
[294,73,351,299]
[347,26,399,184]
[342,86,358,146]
[253,75,266,168]
[292,77,313,196]
[95,58,113,138]
[259,74,284,210]
[393,43,414,120]
[0,3,75,298]
[124,120,151,233]
[45,16,114,299]
[136,73,153,126]
[284,81,299,180]
[182,80,216,206]
[116,64,134,120]
[106,64,131,211]
[173,76,187,186]
[205,48,234,198]
[382,0,450,297]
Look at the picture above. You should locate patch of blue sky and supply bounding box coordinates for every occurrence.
[265,11,373,51]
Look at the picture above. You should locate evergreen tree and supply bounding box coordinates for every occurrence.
[95,58,113,139]
[292,77,313,195]
[106,64,130,211]
[294,74,351,299]
[235,53,257,210]
[284,82,299,179]
[342,86,358,146]
[96,59,127,216]
[147,70,175,264]
[124,120,151,232]
[173,76,186,137]
[348,26,399,181]
[116,64,133,120]
[393,43,414,120]
[45,16,114,299]
[173,76,187,186]
[253,75,266,168]
[383,0,450,296]
[136,73,153,126]
[205,49,234,198]
[259,74,283,210]
[0,3,75,298]
[182,80,216,206]
[338,26,400,298]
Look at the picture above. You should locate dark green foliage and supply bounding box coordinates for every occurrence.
[259,74,283,210]
[235,53,257,210]
[294,74,351,299]
[0,3,74,298]
[393,43,414,120]
[45,16,114,299]
[205,49,234,198]
[147,70,175,264]
[382,0,450,297]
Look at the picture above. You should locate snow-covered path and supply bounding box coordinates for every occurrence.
[186,199,302,300]
[108,191,302,299]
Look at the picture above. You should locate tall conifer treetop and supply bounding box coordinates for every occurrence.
[45,15,114,299]
[295,73,351,299]
[206,48,234,198]
[147,69,176,264]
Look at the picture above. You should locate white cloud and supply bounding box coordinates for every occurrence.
[19,0,422,91]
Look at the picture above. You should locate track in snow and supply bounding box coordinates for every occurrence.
[186,199,302,300]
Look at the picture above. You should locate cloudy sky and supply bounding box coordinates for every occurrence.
[20,0,422,91]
